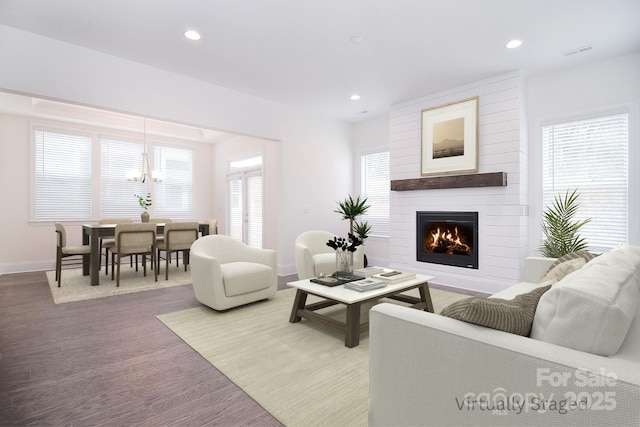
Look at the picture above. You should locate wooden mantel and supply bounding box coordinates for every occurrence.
[391,172,507,191]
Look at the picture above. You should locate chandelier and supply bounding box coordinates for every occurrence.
[126,118,163,182]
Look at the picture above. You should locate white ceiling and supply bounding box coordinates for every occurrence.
[1,0,639,122]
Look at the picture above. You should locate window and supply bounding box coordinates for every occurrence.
[360,151,390,237]
[100,137,146,218]
[34,128,92,220]
[542,112,629,252]
[32,122,195,222]
[154,145,194,219]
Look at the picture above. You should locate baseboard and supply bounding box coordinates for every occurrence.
[0,260,54,275]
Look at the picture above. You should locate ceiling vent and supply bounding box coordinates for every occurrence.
[564,44,594,56]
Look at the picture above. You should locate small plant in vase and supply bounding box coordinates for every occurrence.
[326,233,362,278]
[135,193,152,223]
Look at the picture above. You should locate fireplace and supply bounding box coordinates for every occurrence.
[416,211,478,269]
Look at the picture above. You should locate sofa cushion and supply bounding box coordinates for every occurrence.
[541,257,585,282]
[440,284,552,336]
[221,262,273,297]
[531,244,640,356]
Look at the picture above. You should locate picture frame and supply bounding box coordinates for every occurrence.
[421,96,479,176]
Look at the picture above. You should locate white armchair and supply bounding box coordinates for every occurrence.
[190,235,277,311]
[294,230,364,280]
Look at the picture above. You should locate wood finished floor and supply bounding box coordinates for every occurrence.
[0,271,294,426]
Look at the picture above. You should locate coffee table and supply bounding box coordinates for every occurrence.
[287,274,436,348]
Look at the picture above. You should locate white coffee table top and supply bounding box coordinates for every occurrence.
[287,273,436,304]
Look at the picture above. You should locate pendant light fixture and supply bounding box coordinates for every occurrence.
[126,118,163,182]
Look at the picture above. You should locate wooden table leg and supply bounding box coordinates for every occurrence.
[419,283,434,313]
[289,289,308,323]
[345,302,362,348]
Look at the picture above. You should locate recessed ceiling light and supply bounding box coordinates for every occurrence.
[350,94,361,100]
[349,35,363,43]
[184,30,201,41]
[506,39,522,49]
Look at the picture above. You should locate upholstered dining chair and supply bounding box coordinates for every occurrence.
[294,230,364,280]
[156,222,199,280]
[98,218,133,274]
[190,235,277,311]
[55,222,91,287]
[149,217,173,262]
[204,219,218,235]
[110,223,157,287]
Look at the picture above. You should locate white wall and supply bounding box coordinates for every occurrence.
[527,52,640,253]
[388,72,529,295]
[353,114,391,267]
[0,25,354,275]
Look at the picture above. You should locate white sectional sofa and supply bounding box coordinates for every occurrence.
[369,244,640,426]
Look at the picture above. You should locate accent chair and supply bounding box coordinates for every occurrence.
[190,235,277,311]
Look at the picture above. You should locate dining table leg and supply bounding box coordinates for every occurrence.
[83,226,101,286]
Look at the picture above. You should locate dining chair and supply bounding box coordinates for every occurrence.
[110,223,157,287]
[150,218,173,263]
[99,218,134,275]
[55,222,91,287]
[204,219,218,235]
[156,222,199,280]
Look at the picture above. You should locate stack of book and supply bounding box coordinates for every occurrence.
[344,278,387,292]
[353,266,385,277]
[372,270,416,283]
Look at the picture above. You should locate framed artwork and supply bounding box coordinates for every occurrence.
[421,96,479,176]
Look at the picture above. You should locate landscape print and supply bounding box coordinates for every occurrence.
[432,117,464,159]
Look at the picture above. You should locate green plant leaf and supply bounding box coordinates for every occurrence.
[539,188,591,258]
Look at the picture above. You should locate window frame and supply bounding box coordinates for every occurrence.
[30,120,196,223]
[535,107,632,254]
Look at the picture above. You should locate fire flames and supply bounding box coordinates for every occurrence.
[426,226,471,255]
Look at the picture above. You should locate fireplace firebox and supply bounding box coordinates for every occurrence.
[416,211,478,269]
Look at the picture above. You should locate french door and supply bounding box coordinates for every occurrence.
[228,158,263,247]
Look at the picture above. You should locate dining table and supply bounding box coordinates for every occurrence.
[82,222,210,286]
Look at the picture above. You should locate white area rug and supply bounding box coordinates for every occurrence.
[46,265,192,304]
[157,287,468,427]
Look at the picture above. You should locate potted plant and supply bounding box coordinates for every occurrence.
[334,195,370,236]
[353,220,372,267]
[135,193,152,223]
[540,189,591,258]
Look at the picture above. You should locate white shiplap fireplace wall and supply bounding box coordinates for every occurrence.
[388,72,529,295]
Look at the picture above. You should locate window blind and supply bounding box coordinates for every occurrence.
[100,137,145,218]
[542,113,629,252]
[246,173,263,248]
[360,151,390,237]
[228,177,243,241]
[154,145,194,219]
[34,129,92,220]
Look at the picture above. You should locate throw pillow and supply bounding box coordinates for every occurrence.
[543,251,598,280]
[440,284,552,336]
[541,257,585,282]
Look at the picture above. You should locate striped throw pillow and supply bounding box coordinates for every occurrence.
[440,284,552,336]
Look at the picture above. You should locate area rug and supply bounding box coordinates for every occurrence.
[46,265,192,304]
[157,286,468,427]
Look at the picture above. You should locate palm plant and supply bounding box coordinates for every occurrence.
[334,195,370,235]
[353,220,372,242]
[540,189,591,258]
